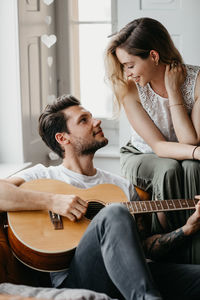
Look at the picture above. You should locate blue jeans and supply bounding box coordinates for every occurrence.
[58,204,200,299]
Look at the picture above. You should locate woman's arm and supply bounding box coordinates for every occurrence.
[165,65,200,145]
[123,82,200,160]
[191,72,200,141]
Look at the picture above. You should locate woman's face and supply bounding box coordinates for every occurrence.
[116,47,158,87]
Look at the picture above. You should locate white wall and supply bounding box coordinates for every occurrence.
[0,0,23,163]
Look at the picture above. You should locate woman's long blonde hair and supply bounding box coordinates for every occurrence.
[105,17,183,110]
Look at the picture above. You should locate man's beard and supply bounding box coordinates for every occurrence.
[72,137,108,156]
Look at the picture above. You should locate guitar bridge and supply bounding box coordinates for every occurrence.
[49,211,63,230]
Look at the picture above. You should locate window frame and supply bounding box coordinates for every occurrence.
[68,0,118,117]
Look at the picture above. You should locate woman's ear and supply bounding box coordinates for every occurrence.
[150,50,160,65]
[55,132,70,145]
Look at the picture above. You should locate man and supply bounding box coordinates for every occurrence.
[1,94,200,300]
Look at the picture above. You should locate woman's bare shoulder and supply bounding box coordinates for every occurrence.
[123,80,141,104]
[194,69,200,101]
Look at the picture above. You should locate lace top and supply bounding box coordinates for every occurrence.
[130,64,200,153]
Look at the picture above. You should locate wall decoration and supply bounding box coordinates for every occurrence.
[45,16,52,25]
[43,0,54,6]
[26,0,39,11]
[47,56,53,67]
[41,34,57,48]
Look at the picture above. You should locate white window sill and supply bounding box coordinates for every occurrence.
[95,145,120,158]
[0,162,32,179]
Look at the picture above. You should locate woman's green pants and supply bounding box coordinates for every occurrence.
[120,142,200,264]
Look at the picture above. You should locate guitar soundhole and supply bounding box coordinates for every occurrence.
[85,201,105,220]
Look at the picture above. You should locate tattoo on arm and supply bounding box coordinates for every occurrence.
[135,214,151,241]
[144,228,185,260]
[135,214,187,261]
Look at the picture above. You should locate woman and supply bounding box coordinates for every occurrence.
[105,17,200,264]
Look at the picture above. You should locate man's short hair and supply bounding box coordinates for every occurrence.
[39,94,80,158]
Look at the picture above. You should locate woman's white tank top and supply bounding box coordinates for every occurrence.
[130,64,200,153]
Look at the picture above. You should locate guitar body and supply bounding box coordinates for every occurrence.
[7,179,128,272]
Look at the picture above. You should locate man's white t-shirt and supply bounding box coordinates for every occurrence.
[14,163,138,202]
[13,163,139,287]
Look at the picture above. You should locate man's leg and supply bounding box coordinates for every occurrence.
[62,204,162,300]
[149,261,200,300]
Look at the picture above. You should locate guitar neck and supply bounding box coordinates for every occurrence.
[122,198,198,215]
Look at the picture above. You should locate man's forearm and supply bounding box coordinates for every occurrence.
[0,180,51,211]
[144,227,186,261]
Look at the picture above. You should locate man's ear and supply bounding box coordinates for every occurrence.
[149,50,160,65]
[55,132,70,145]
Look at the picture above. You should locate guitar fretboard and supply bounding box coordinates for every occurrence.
[122,198,198,215]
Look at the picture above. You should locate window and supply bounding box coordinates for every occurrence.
[69,0,117,118]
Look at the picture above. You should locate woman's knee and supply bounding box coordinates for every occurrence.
[120,153,135,179]
[121,154,182,182]
[182,160,200,176]
[154,159,182,180]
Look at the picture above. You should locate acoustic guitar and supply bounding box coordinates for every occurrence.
[7,179,198,272]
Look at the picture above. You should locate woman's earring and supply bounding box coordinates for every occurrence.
[155,61,159,66]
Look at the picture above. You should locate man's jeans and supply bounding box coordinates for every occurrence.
[58,204,200,300]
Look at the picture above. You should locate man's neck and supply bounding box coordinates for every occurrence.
[62,154,97,176]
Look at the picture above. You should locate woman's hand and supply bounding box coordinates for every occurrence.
[164,62,186,98]
[164,62,198,144]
